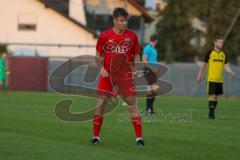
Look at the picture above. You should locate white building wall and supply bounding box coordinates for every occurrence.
[0,0,97,57]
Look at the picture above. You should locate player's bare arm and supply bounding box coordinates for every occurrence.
[95,52,109,77]
[133,54,140,69]
[132,54,140,77]
[224,63,235,76]
[196,62,207,83]
[142,56,157,72]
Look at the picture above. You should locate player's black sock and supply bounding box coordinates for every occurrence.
[213,101,218,108]
[149,92,156,113]
[212,101,218,119]
[208,101,215,119]
[146,94,152,112]
[146,92,156,113]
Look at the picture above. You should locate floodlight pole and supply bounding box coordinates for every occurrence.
[223,8,240,42]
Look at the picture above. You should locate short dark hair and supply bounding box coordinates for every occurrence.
[150,34,159,42]
[113,7,128,19]
[213,36,223,42]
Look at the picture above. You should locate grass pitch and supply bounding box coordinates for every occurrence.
[0,92,239,160]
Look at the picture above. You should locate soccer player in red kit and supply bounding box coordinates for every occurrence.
[90,7,144,146]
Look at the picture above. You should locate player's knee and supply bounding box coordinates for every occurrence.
[128,105,137,113]
[124,98,136,106]
[96,96,108,107]
[209,95,217,100]
[127,101,135,106]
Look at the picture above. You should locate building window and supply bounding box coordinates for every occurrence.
[18,24,36,31]
[18,13,37,31]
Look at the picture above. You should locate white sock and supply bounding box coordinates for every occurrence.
[94,136,100,140]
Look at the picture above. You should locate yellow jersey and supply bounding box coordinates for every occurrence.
[204,50,228,83]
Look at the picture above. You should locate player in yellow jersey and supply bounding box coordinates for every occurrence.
[196,37,235,120]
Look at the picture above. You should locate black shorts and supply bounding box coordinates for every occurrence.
[143,67,157,85]
[207,82,223,95]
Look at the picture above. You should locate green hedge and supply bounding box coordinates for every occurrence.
[0,43,8,54]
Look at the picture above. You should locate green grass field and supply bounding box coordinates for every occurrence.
[0,92,239,160]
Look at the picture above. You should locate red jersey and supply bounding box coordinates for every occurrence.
[96,28,140,72]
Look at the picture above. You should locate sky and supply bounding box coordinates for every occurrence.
[145,0,156,9]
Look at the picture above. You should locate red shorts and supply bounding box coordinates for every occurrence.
[97,75,136,97]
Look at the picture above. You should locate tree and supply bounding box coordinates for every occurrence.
[156,0,240,62]
[0,43,8,54]
[156,0,196,62]
[206,0,240,63]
